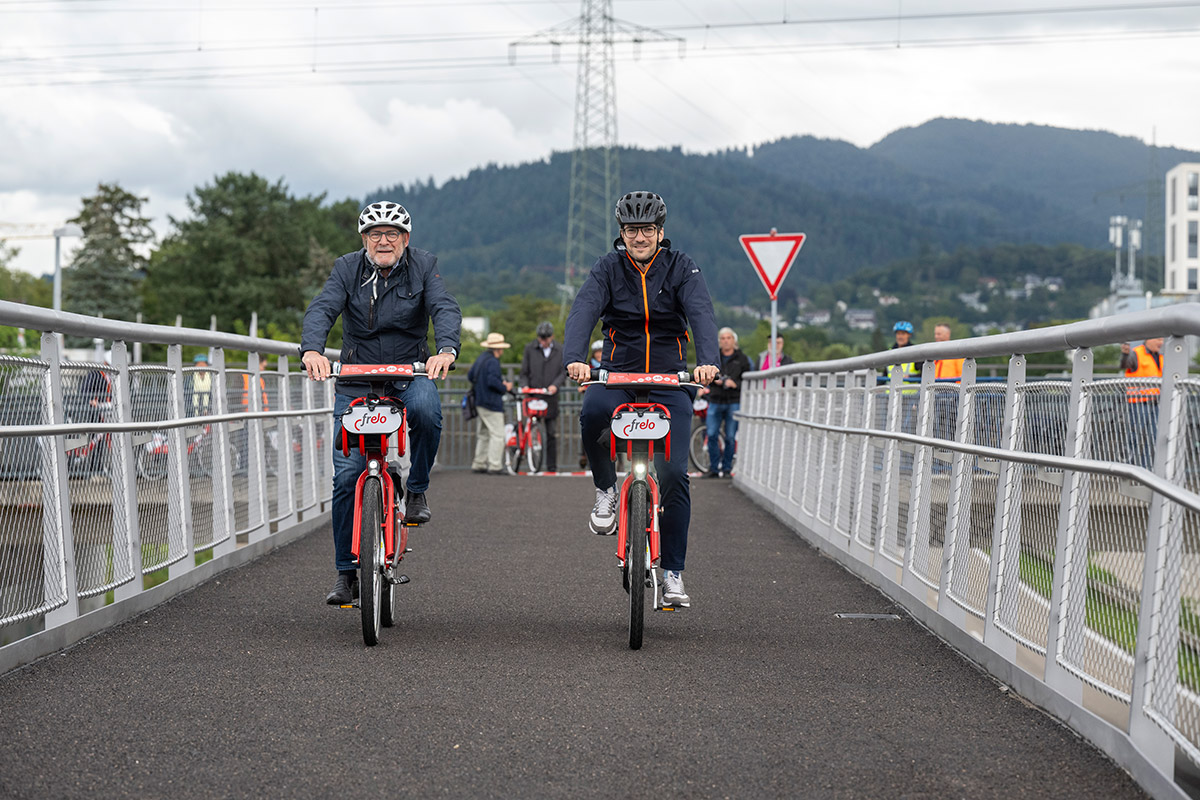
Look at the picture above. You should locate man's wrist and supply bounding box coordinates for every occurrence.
[437,346,458,359]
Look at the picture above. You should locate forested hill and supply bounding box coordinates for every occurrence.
[368,119,1198,309]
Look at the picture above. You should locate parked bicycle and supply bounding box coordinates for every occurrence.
[687,394,733,475]
[505,386,550,474]
[581,370,701,650]
[136,422,215,481]
[333,362,430,646]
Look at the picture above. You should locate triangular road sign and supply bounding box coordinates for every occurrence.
[739,230,806,300]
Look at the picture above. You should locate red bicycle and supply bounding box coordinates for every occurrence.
[333,362,428,646]
[505,386,550,474]
[583,370,700,649]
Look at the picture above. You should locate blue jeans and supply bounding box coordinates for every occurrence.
[580,385,693,572]
[706,402,739,474]
[1127,400,1159,471]
[331,379,442,573]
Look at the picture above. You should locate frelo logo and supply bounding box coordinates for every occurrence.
[352,411,391,431]
[622,417,660,437]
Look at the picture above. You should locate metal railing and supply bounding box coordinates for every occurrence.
[0,301,338,672]
[736,303,1200,800]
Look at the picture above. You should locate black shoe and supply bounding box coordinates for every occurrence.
[702,471,720,479]
[405,492,431,523]
[472,468,487,474]
[325,572,356,605]
[487,469,505,475]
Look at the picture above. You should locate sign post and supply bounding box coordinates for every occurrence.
[738,229,806,369]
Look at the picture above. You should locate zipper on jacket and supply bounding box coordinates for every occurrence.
[368,294,375,329]
[626,249,660,373]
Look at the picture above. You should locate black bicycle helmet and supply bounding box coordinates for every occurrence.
[614,191,666,227]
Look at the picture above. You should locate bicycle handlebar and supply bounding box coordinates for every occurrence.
[580,370,703,390]
[331,362,455,380]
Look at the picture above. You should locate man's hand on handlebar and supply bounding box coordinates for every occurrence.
[694,365,719,386]
[425,352,455,380]
[567,361,591,383]
[302,350,332,381]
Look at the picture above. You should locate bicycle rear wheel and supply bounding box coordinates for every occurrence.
[359,476,383,646]
[526,420,545,473]
[381,491,399,628]
[627,480,648,650]
[136,449,168,481]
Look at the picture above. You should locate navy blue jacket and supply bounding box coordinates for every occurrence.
[301,247,462,396]
[563,242,719,374]
[467,352,507,412]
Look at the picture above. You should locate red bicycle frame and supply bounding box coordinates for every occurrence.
[339,394,409,570]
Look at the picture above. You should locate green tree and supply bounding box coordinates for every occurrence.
[64,183,153,322]
[0,241,50,351]
[487,294,560,363]
[143,172,360,336]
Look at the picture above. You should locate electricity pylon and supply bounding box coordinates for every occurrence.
[510,0,684,320]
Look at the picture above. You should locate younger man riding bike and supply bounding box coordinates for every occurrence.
[563,191,719,608]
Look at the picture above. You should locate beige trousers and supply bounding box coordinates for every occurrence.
[472,407,506,471]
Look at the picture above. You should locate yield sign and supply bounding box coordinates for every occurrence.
[739,229,806,300]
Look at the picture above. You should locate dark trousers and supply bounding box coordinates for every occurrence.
[580,385,693,572]
[544,414,557,471]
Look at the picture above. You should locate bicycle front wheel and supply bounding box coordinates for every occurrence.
[136,449,168,481]
[359,476,383,646]
[627,480,648,650]
[526,420,545,473]
[381,491,399,628]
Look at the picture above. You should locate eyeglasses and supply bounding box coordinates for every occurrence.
[365,230,403,242]
[621,224,659,239]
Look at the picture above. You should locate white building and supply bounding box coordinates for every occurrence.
[1165,162,1200,294]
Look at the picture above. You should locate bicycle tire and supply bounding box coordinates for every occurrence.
[504,441,521,475]
[360,476,383,646]
[627,480,647,650]
[526,420,545,473]
[136,449,168,481]
[688,425,708,473]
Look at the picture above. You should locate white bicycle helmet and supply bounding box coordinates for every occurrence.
[590,339,604,352]
[358,201,412,233]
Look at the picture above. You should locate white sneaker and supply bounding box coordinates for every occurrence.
[661,570,691,607]
[589,486,617,535]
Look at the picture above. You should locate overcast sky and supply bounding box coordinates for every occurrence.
[2,0,1198,277]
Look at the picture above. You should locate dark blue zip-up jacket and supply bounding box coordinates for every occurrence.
[563,241,719,374]
[301,247,462,396]
[467,352,508,413]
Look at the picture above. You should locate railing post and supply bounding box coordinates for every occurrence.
[1128,335,1190,775]
[301,370,318,518]
[1043,348,1094,702]
[210,349,235,558]
[938,358,977,622]
[849,370,877,560]
[41,333,78,629]
[166,344,194,576]
[245,351,267,541]
[876,364,906,577]
[110,341,142,602]
[982,354,1026,657]
[904,360,937,597]
[278,356,297,522]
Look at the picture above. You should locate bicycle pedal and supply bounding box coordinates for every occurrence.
[655,604,684,612]
[338,602,359,609]
[391,574,410,585]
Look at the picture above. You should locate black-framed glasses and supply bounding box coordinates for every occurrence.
[366,230,403,242]
[621,224,659,239]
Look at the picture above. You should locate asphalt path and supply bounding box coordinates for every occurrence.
[0,472,1146,799]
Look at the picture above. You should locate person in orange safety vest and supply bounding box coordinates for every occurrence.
[932,324,965,381]
[1119,337,1164,469]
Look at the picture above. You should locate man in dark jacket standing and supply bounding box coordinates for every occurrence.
[519,321,565,472]
[703,327,752,478]
[300,201,462,605]
[468,332,513,474]
[563,190,719,609]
